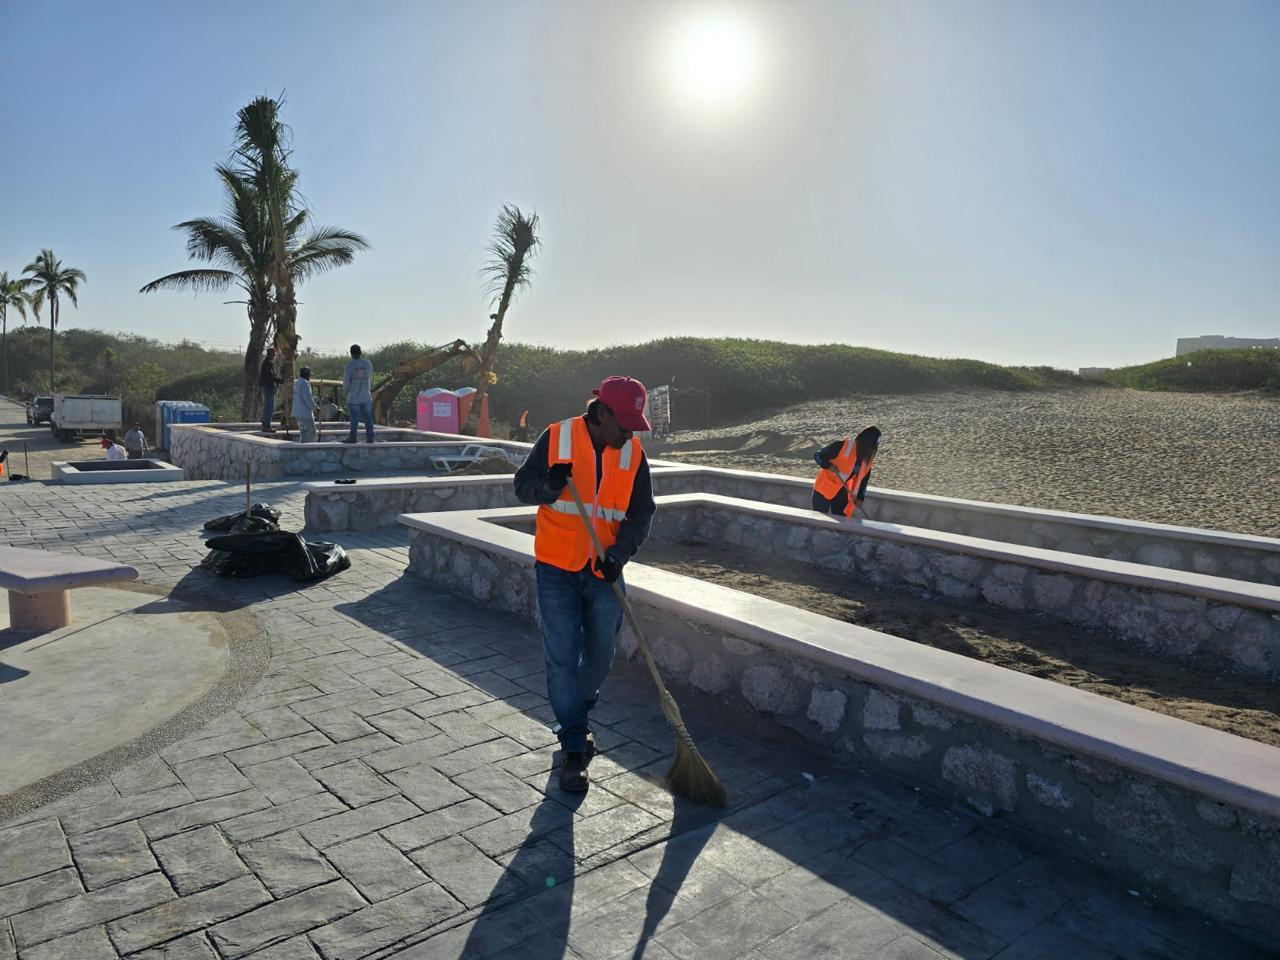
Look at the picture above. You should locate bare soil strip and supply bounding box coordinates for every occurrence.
[645,539,1280,747]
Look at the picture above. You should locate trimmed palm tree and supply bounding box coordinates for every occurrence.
[462,205,541,435]
[0,272,34,395]
[232,96,304,419]
[23,250,86,393]
[142,165,367,419]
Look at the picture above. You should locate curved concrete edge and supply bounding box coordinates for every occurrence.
[398,505,1280,821]
[0,582,271,825]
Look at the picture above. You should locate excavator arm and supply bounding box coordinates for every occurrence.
[370,339,480,424]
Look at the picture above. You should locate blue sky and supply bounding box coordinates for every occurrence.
[2,0,1276,368]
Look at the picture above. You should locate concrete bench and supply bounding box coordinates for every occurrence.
[0,547,139,631]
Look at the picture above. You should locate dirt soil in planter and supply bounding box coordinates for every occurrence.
[644,539,1280,747]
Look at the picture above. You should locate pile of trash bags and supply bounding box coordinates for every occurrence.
[201,503,350,583]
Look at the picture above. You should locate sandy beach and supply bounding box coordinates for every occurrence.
[652,387,1280,538]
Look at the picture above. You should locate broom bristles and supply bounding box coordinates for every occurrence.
[666,738,727,808]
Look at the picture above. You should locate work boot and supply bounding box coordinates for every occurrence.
[559,751,589,793]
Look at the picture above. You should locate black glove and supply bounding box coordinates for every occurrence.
[546,462,573,492]
[593,549,624,583]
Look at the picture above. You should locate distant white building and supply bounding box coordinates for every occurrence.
[1175,335,1280,356]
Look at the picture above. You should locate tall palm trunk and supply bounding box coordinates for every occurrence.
[2,304,7,397]
[241,302,270,420]
[463,284,517,435]
[274,277,298,427]
[48,294,57,393]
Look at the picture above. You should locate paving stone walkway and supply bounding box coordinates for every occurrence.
[0,477,1271,959]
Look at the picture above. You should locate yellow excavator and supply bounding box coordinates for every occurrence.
[369,339,481,424]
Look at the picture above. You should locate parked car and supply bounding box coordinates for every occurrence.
[26,396,54,424]
[50,394,122,442]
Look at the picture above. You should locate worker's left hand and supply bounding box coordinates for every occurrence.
[593,550,624,583]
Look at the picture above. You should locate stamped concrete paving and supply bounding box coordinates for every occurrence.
[0,471,1271,959]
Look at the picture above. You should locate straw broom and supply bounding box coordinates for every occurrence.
[566,478,727,807]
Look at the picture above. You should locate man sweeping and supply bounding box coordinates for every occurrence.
[812,425,881,518]
[513,376,656,792]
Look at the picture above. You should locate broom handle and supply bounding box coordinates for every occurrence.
[565,478,681,709]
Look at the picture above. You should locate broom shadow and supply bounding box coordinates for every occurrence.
[628,796,715,960]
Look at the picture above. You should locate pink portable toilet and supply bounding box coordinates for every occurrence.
[454,387,490,437]
[416,387,460,433]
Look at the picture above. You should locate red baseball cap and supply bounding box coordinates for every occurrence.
[595,376,651,432]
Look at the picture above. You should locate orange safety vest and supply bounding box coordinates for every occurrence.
[813,435,875,517]
[535,416,642,574]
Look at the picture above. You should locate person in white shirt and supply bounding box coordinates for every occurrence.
[100,437,128,461]
[292,366,318,443]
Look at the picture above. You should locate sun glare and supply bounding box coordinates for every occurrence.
[664,11,760,111]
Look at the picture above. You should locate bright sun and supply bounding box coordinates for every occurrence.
[665,11,759,110]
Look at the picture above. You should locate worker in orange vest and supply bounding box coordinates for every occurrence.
[513,376,656,792]
[812,425,880,518]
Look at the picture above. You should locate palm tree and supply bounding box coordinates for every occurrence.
[462,205,541,435]
[23,250,86,393]
[232,96,304,420]
[141,164,367,418]
[0,272,34,396]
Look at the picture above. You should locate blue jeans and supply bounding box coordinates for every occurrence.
[260,386,276,431]
[347,401,374,442]
[536,561,622,753]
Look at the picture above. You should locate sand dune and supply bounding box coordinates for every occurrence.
[652,388,1280,537]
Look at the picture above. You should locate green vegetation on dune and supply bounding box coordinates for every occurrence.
[1101,349,1280,393]
[9,331,1094,433]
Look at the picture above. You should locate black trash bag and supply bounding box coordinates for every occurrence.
[201,530,350,583]
[204,503,281,532]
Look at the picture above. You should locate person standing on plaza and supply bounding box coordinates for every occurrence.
[513,376,656,792]
[123,421,148,460]
[259,346,282,432]
[292,366,318,443]
[343,344,375,443]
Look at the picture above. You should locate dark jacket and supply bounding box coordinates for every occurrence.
[259,358,281,389]
[514,416,655,562]
[814,439,872,502]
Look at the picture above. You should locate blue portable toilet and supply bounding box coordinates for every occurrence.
[155,400,211,449]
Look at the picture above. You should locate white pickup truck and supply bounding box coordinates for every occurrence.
[51,394,123,443]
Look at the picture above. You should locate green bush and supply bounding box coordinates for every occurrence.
[1101,350,1280,392]
[154,364,244,421]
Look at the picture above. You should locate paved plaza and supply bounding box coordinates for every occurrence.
[0,413,1272,958]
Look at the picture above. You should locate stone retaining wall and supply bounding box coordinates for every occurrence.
[306,479,522,532]
[674,468,1280,587]
[403,518,1280,945]
[169,424,512,481]
[301,463,1280,586]
[649,502,1280,680]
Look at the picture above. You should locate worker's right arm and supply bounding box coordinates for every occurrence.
[814,440,843,469]
[513,429,561,505]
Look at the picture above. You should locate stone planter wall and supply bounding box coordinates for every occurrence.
[648,503,1280,680]
[299,459,1280,585]
[404,519,1280,946]
[306,479,523,532]
[168,424,514,481]
[677,468,1280,587]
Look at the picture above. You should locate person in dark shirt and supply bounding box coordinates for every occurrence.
[813,425,880,517]
[258,347,282,432]
[513,377,656,792]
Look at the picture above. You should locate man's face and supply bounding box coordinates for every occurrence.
[599,405,632,450]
